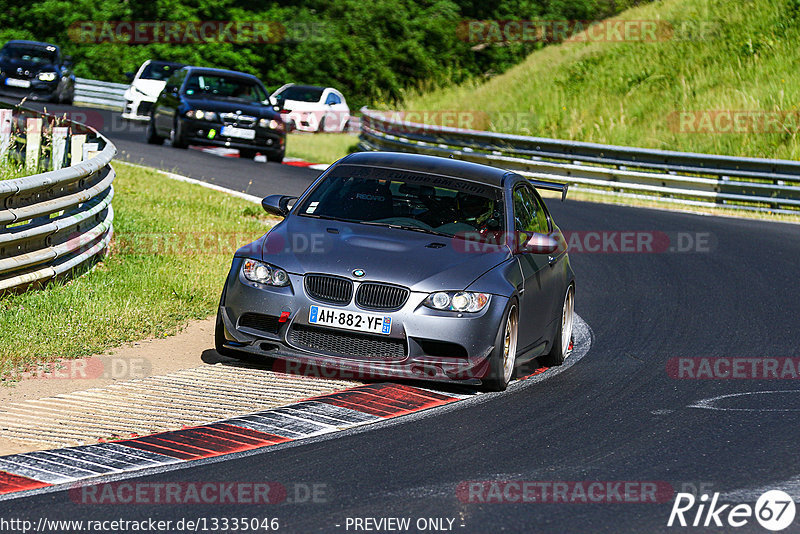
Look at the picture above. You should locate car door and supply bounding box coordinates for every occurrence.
[513,183,560,351]
[154,70,183,134]
[327,91,349,130]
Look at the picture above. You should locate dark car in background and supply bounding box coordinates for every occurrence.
[216,152,575,391]
[0,40,75,103]
[146,66,285,161]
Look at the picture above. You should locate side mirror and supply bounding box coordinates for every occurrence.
[124,71,135,81]
[521,232,559,255]
[262,194,297,217]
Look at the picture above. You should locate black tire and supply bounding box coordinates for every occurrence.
[482,300,519,392]
[267,150,284,163]
[541,285,575,367]
[170,119,188,149]
[239,148,258,159]
[146,116,164,145]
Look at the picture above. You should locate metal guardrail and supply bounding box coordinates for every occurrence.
[73,78,127,111]
[359,107,800,214]
[0,104,115,291]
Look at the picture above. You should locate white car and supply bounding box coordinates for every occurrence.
[122,60,185,121]
[270,83,350,132]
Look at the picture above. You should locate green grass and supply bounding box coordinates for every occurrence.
[0,162,272,377]
[286,133,360,164]
[0,156,26,180]
[400,0,800,161]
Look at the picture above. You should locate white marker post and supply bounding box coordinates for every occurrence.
[51,127,69,170]
[82,142,99,162]
[25,118,42,173]
[0,109,11,162]
[70,134,86,165]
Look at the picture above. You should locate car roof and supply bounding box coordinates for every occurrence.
[147,60,185,67]
[3,40,60,51]
[181,66,262,82]
[286,84,326,91]
[338,152,510,187]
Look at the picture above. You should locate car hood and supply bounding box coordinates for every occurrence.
[183,96,278,118]
[250,216,511,293]
[279,100,323,112]
[130,79,166,98]
[0,58,57,74]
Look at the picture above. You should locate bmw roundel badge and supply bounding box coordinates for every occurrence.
[353,269,366,277]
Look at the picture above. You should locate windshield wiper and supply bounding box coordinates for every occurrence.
[358,221,452,237]
[301,213,360,223]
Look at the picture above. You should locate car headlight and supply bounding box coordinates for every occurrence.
[186,110,218,121]
[258,118,284,131]
[425,291,491,313]
[242,259,290,287]
[37,72,57,82]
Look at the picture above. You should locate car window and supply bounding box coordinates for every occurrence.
[296,165,505,237]
[140,62,184,81]
[0,45,57,64]
[164,70,185,91]
[281,86,324,102]
[513,185,548,235]
[184,74,268,103]
[325,93,341,105]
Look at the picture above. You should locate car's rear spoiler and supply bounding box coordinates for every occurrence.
[530,179,569,202]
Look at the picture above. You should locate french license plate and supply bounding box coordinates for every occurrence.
[308,306,392,336]
[5,78,30,88]
[221,125,255,139]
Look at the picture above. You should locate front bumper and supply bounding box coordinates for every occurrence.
[219,258,507,385]
[180,118,285,153]
[122,96,154,121]
[0,78,58,101]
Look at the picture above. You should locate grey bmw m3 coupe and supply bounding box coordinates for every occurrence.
[216,152,575,391]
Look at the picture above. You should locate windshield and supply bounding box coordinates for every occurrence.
[184,74,268,103]
[278,86,324,103]
[140,62,183,81]
[296,165,505,237]
[0,45,56,64]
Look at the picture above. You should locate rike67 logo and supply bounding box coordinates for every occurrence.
[668,490,796,531]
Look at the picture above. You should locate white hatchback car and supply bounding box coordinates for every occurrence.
[270,84,350,132]
[122,60,185,121]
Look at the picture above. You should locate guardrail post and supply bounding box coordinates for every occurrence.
[70,134,86,164]
[51,127,69,170]
[0,109,11,161]
[25,118,42,173]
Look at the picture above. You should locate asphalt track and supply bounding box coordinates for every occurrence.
[3,101,800,533]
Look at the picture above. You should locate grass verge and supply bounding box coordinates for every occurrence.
[401,0,800,160]
[0,161,272,378]
[286,133,359,164]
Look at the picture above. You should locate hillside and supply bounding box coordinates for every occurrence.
[0,0,635,109]
[401,0,800,160]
